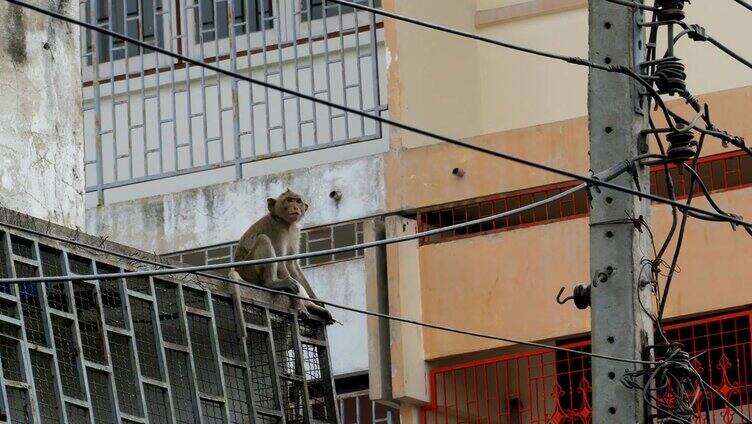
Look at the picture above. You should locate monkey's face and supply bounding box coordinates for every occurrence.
[269,191,308,224]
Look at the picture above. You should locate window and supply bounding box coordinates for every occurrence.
[164,220,365,268]
[301,0,381,21]
[420,150,752,245]
[85,0,164,64]
[419,184,588,244]
[195,0,274,42]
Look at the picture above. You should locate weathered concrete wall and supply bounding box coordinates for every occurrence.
[85,154,385,253]
[0,0,84,229]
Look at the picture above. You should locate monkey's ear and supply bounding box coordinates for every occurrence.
[267,198,276,211]
[303,202,309,212]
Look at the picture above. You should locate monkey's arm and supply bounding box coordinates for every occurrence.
[291,261,318,300]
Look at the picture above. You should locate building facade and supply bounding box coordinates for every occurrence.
[79,0,398,422]
[368,1,752,423]
[0,0,357,422]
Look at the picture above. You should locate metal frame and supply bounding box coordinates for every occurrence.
[420,309,752,424]
[0,221,339,423]
[79,0,386,205]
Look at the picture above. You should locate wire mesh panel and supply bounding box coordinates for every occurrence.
[302,343,336,422]
[224,363,253,422]
[108,332,144,416]
[270,312,298,376]
[17,278,47,347]
[126,276,152,294]
[73,281,107,363]
[247,329,279,409]
[155,280,186,345]
[144,384,171,424]
[87,368,116,423]
[6,386,31,424]
[51,316,85,400]
[201,398,227,424]
[0,336,23,382]
[97,262,127,328]
[30,351,61,423]
[281,377,306,424]
[166,348,199,423]
[66,403,92,424]
[213,296,243,360]
[0,218,340,424]
[79,0,385,204]
[130,296,162,380]
[39,246,69,312]
[187,313,223,396]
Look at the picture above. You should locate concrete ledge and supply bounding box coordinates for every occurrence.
[476,0,587,27]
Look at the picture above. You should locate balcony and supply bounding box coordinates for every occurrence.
[0,206,338,423]
[422,311,752,424]
[79,0,387,205]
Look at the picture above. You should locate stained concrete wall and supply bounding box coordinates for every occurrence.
[0,1,84,229]
[86,154,385,253]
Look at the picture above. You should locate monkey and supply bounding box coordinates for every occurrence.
[228,189,334,324]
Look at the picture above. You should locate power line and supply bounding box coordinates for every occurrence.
[5,0,751,231]
[327,0,747,152]
[0,177,602,284]
[324,0,610,70]
[0,0,739,380]
[0,215,658,367]
[732,0,752,12]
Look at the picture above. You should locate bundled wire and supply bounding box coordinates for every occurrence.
[622,346,711,424]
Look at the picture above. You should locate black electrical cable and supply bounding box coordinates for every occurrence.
[0,216,661,367]
[672,26,752,70]
[699,378,752,423]
[5,0,750,232]
[323,0,611,71]
[324,0,716,137]
[732,0,752,12]
[657,133,706,321]
[706,35,752,70]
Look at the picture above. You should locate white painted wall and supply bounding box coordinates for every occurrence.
[306,258,369,376]
[0,1,84,229]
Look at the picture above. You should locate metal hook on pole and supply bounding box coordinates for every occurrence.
[556,284,592,310]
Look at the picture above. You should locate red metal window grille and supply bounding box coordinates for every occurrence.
[419,182,589,244]
[419,150,751,245]
[421,310,752,424]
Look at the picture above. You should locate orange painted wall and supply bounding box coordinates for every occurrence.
[381,0,752,366]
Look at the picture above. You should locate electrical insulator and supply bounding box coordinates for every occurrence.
[655,0,687,22]
[666,131,697,162]
[653,57,687,95]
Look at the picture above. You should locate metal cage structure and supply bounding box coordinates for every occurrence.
[0,208,339,424]
[79,0,386,204]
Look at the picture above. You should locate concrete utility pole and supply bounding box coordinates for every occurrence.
[588,1,653,423]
